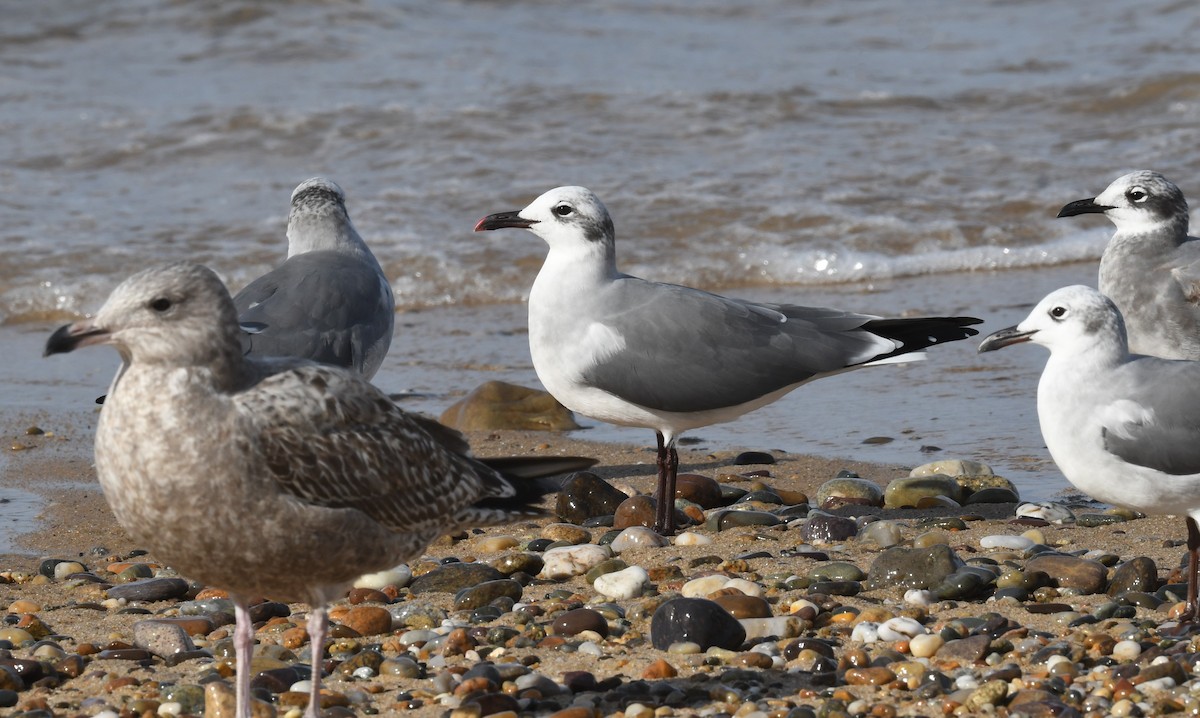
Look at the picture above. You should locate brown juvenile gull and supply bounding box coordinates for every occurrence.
[45,262,554,718]
[233,177,395,378]
[475,186,983,534]
[1057,170,1200,360]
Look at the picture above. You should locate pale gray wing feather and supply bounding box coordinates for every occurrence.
[1100,359,1200,476]
[581,277,890,414]
[233,251,394,377]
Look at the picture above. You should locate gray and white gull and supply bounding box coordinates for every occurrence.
[475,186,982,534]
[1058,170,1200,360]
[979,285,1200,620]
[234,177,395,378]
[45,262,553,718]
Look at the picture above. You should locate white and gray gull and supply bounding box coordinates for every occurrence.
[474,186,982,534]
[45,262,555,718]
[979,285,1200,622]
[233,177,395,378]
[1057,170,1200,360]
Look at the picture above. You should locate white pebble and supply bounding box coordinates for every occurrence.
[789,598,820,615]
[878,616,928,641]
[908,633,943,658]
[156,703,183,717]
[954,674,980,690]
[1137,677,1175,691]
[93,712,120,718]
[903,589,936,607]
[1111,639,1142,662]
[594,565,650,600]
[610,526,669,552]
[1015,501,1075,524]
[850,621,880,643]
[723,578,764,597]
[979,535,1035,551]
[1044,654,1071,669]
[539,544,612,579]
[682,575,731,597]
[354,565,412,590]
[53,561,86,580]
[352,666,375,679]
[290,679,314,693]
[739,617,804,640]
[673,531,712,546]
[577,640,603,656]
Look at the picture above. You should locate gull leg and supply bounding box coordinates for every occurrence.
[233,601,255,718]
[653,433,679,535]
[1187,517,1200,622]
[305,606,329,718]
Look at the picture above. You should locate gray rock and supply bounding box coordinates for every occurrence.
[133,620,196,656]
[409,563,504,594]
[866,544,964,591]
[106,577,190,602]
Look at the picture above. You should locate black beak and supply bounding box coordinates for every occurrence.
[44,321,109,357]
[474,210,537,232]
[1057,197,1115,218]
[978,325,1036,353]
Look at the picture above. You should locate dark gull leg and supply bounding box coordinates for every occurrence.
[306,607,329,718]
[233,601,254,718]
[1187,517,1200,622]
[653,432,679,535]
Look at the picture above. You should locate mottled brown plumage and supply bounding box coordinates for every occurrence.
[45,261,550,718]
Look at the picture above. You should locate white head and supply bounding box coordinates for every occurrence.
[474,186,617,255]
[978,285,1128,359]
[45,262,242,370]
[1057,170,1189,237]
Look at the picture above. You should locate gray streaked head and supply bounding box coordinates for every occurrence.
[1058,170,1189,237]
[291,177,346,208]
[517,186,617,247]
[45,262,242,369]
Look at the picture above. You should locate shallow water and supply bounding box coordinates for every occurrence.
[3,0,1198,503]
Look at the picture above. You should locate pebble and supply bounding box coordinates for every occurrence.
[539,544,612,580]
[338,605,393,635]
[453,579,523,610]
[674,474,724,508]
[1025,554,1108,594]
[711,594,771,619]
[541,522,592,545]
[673,531,712,546]
[858,520,903,548]
[979,534,1035,551]
[410,562,504,593]
[105,577,190,602]
[593,565,650,600]
[865,544,962,591]
[908,633,944,658]
[552,608,609,637]
[1108,556,1158,596]
[1015,501,1075,524]
[800,513,859,543]
[609,527,669,553]
[814,477,884,509]
[705,509,780,531]
[738,616,804,640]
[133,620,196,656]
[650,598,746,651]
[877,616,927,641]
[555,472,630,524]
[883,475,966,508]
[613,495,659,529]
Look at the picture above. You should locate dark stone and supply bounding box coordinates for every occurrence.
[650,598,745,651]
[556,472,629,524]
[866,544,963,591]
[1108,556,1159,596]
[552,608,609,638]
[95,648,154,661]
[410,563,505,594]
[938,634,991,664]
[675,474,724,509]
[248,601,290,623]
[105,577,190,602]
[1025,555,1107,594]
[251,666,305,694]
[454,579,523,610]
[0,689,16,708]
[613,495,658,529]
[733,451,776,465]
[801,513,859,543]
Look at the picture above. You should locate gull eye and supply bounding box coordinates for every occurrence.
[1127,187,1147,202]
[552,204,574,217]
[1049,305,1068,320]
[149,297,173,313]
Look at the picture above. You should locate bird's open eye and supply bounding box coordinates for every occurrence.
[1127,187,1147,202]
[149,297,173,313]
[1049,305,1068,320]
[553,204,573,217]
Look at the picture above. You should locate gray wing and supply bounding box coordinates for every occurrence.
[233,251,394,378]
[581,278,895,414]
[1100,359,1200,475]
[235,365,518,534]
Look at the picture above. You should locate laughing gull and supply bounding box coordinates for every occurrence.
[234,177,395,378]
[45,262,554,718]
[1058,171,1200,360]
[979,285,1200,621]
[475,186,983,534]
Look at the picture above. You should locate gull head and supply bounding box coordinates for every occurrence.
[475,186,616,250]
[45,262,241,367]
[1057,170,1188,236]
[291,177,346,208]
[978,285,1127,356]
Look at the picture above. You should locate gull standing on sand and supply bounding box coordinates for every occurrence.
[979,285,1200,621]
[1057,171,1200,360]
[45,262,553,718]
[234,177,395,378]
[475,186,982,534]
